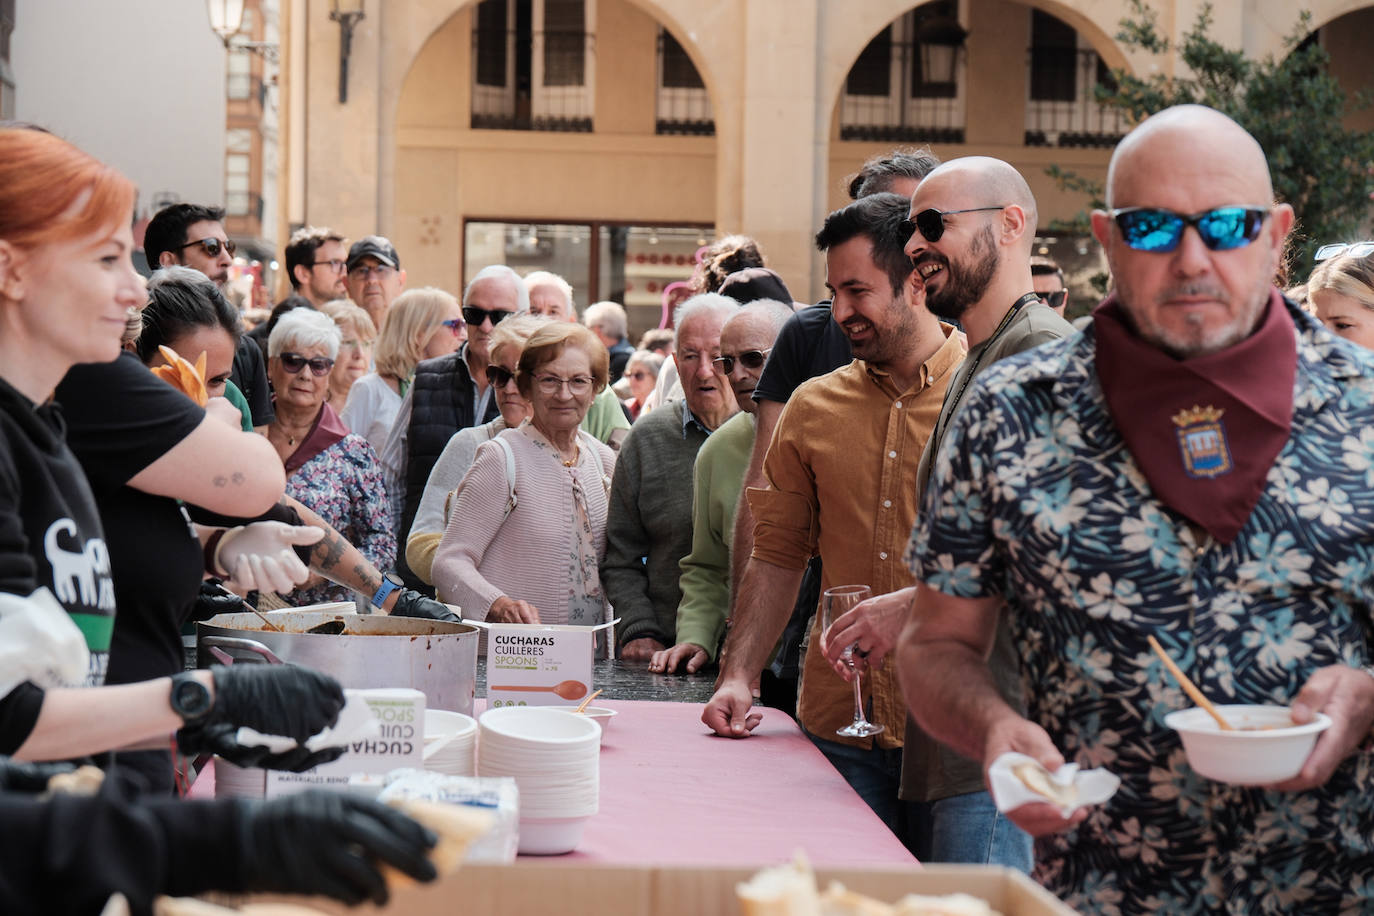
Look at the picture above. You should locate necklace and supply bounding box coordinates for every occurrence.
[562,444,580,467]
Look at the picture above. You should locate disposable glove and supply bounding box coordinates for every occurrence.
[390,589,461,623]
[238,790,437,905]
[176,664,346,771]
[213,521,324,594]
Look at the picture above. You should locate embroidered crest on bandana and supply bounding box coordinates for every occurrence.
[1172,404,1232,478]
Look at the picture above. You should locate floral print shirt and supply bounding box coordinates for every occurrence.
[284,433,395,606]
[908,303,1374,914]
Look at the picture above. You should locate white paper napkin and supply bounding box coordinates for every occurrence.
[233,689,380,753]
[987,752,1120,816]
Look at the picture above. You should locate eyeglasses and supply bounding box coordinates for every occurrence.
[348,263,396,280]
[180,237,236,258]
[902,207,1006,243]
[1041,290,1068,310]
[339,338,370,353]
[278,351,336,377]
[462,306,514,327]
[627,370,653,380]
[1315,241,1374,262]
[536,375,594,396]
[485,365,518,388]
[712,348,773,374]
[312,259,347,273]
[1108,206,1271,253]
[441,318,465,336]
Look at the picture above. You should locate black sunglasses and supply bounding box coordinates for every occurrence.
[1041,290,1068,310]
[180,237,236,258]
[1108,206,1270,253]
[463,306,514,327]
[901,207,1006,244]
[485,365,517,387]
[712,348,773,374]
[278,351,336,377]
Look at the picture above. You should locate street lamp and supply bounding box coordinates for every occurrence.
[914,6,967,90]
[330,0,366,104]
[206,0,279,62]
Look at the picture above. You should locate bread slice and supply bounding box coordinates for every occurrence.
[381,798,494,889]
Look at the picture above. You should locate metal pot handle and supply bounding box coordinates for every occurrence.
[200,635,284,666]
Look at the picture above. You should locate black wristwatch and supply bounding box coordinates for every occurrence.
[371,572,404,610]
[169,672,213,724]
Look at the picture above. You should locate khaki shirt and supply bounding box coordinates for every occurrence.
[749,327,965,749]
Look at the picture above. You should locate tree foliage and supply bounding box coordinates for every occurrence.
[1049,1,1374,281]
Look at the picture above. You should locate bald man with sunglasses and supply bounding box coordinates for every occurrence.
[898,106,1374,909]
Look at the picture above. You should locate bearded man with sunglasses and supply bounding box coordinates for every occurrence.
[899,106,1374,911]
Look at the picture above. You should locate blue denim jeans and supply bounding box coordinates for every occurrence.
[806,730,1032,872]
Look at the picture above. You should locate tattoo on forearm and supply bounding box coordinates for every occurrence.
[354,563,381,595]
[313,531,347,570]
[212,470,249,488]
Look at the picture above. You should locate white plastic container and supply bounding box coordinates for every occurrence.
[1163,704,1331,785]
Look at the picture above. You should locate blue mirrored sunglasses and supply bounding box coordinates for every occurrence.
[1109,206,1270,253]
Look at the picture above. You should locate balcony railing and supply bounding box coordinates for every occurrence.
[838,35,965,145]
[471,28,594,133]
[225,191,264,222]
[1024,49,1127,148]
[655,30,713,136]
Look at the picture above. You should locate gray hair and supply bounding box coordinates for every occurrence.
[583,300,628,339]
[733,299,794,337]
[464,264,530,313]
[672,293,740,350]
[268,307,342,359]
[523,270,575,315]
[625,349,664,378]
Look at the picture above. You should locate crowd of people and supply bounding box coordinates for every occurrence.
[3,99,1374,914]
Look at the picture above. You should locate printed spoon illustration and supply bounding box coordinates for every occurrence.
[490,679,589,700]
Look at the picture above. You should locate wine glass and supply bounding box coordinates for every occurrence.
[821,584,884,738]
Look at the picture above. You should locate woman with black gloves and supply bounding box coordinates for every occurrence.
[0,126,349,769]
[0,758,438,914]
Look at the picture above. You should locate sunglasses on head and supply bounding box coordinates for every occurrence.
[711,348,773,374]
[1108,206,1270,253]
[485,365,517,388]
[441,318,465,336]
[1041,290,1068,310]
[180,237,236,258]
[901,207,1006,244]
[462,306,514,327]
[1315,241,1374,262]
[278,351,336,377]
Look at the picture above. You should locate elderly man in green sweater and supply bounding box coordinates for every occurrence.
[603,293,740,660]
[649,300,794,676]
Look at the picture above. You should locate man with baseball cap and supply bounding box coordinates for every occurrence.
[346,235,406,330]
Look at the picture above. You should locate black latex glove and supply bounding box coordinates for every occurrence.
[176,664,345,768]
[190,581,247,622]
[239,790,437,905]
[0,758,75,793]
[390,588,461,623]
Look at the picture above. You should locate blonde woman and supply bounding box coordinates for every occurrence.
[319,299,378,408]
[406,314,548,584]
[341,286,463,454]
[1309,250,1374,351]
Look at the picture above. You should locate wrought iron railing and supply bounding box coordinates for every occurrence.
[655,30,713,136]
[1024,49,1127,148]
[838,33,965,144]
[471,28,595,132]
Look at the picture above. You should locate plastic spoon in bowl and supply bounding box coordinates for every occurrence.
[489,679,588,700]
[575,688,603,713]
[1147,635,1233,731]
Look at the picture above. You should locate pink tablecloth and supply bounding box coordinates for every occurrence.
[554,699,917,868]
[191,699,917,869]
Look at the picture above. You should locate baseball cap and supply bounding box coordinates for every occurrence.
[346,235,400,271]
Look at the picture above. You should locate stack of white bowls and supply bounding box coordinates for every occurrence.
[214,756,265,798]
[423,709,478,776]
[477,706,601,855]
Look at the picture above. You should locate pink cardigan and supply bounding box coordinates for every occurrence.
[432,425,616,623]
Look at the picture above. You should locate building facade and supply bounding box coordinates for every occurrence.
[281,1,1374,328]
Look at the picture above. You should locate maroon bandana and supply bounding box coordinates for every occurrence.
[284,401,350,473]
[1093,288,1296,544]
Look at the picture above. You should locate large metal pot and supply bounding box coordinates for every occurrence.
[197,610,479,714]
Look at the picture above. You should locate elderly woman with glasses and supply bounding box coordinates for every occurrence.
[432,323,615,633]
[319,299,378,409]
[268,308,394,605]
[406,313,548,585]
[621,349,663,421]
